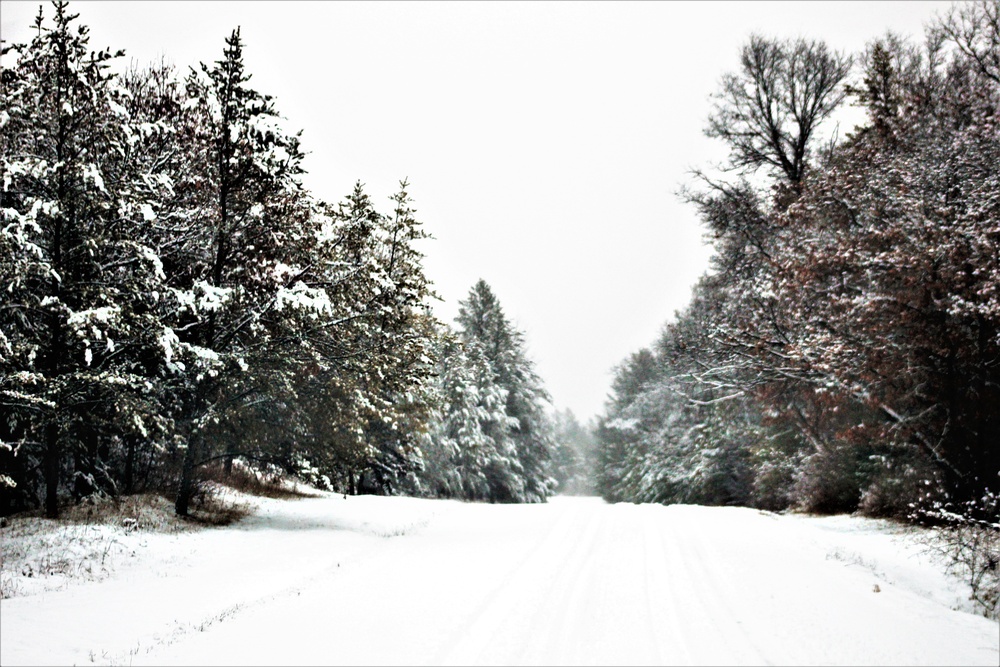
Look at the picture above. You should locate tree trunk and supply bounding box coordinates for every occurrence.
[74,426,98,500]
[43,422,60,518]
[223,441,235,477]
[175,435,199,516]
[124,435,136,495]
[73,449,85,501]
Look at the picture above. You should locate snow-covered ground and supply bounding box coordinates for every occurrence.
[1,493,997,666]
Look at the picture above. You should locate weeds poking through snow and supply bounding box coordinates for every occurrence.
[0,464,306,600]
[0,494,191,599]
[911,492,1000,620]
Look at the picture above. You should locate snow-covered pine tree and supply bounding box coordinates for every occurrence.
[0,5,448,513]
[455,280,555,502]
[0,3,176,516]
[280,180,438,496]
[288,184,387,492]
[417,324,520,500]
[165,26,313,515]
[359,182,438,494]
[420,327,483,498]
[595,348,658,503]
[550,409,597,495]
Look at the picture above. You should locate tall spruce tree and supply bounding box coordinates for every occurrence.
[455,280,555,502]
[0,3,447,515]
[416,324,515,500]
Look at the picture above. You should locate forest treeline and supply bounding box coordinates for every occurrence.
[6,0,995,529]
[596,1,1000,522]
[0,2,599,517]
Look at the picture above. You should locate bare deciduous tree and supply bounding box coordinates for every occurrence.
[938,0,1000,83]
[706,35,852,183]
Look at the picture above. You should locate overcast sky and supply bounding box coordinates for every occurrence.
[2,1,954,422]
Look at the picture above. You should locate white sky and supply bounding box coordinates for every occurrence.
[1,1,954,422]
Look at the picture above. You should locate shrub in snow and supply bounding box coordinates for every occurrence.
[750,453,799,512]
[858,452,944,519]
[791,446,863,515]
[912,491,1000,620]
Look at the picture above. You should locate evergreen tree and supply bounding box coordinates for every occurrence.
[0,2,172,516]
[166,26,312,515]
[0,3,446,515]
[289,181,438,496]
[550,409,597,495]
[417,325,515,500]
[455,280,555,502]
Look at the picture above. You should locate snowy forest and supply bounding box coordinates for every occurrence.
[0,2,602,519]
[1,0,998,534]
[596,1,1000,528]
[2,3,1000,663]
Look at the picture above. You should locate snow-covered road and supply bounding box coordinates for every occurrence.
[2,495,997,666]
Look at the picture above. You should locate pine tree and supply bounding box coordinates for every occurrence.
[360,182,438,493]
[0,4,447,514]
[455,280,555,502]
[0,2,174,516]
[418,325,514,500]
[550,409,597,495]
[166,26,311,515]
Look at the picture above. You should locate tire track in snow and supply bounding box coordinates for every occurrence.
[92,548,359,665]
[675,509,781,664]
[70,497,999,667]
[518,500,610,663]
[429,499,595,664]
[435,501,709,665]
[88,498,451,666]
[653,506,771,665]
[598,503,667,665]
[528,501,664,665]
[637,503,696,665]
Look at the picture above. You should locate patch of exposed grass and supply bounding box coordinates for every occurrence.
[183,482,254,526]
[0,462,324,599]
[200,460,321,501]
[0,493,186,599]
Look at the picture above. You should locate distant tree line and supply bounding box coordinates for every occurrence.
[0,2,564,517]
[596,1,1000,522]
